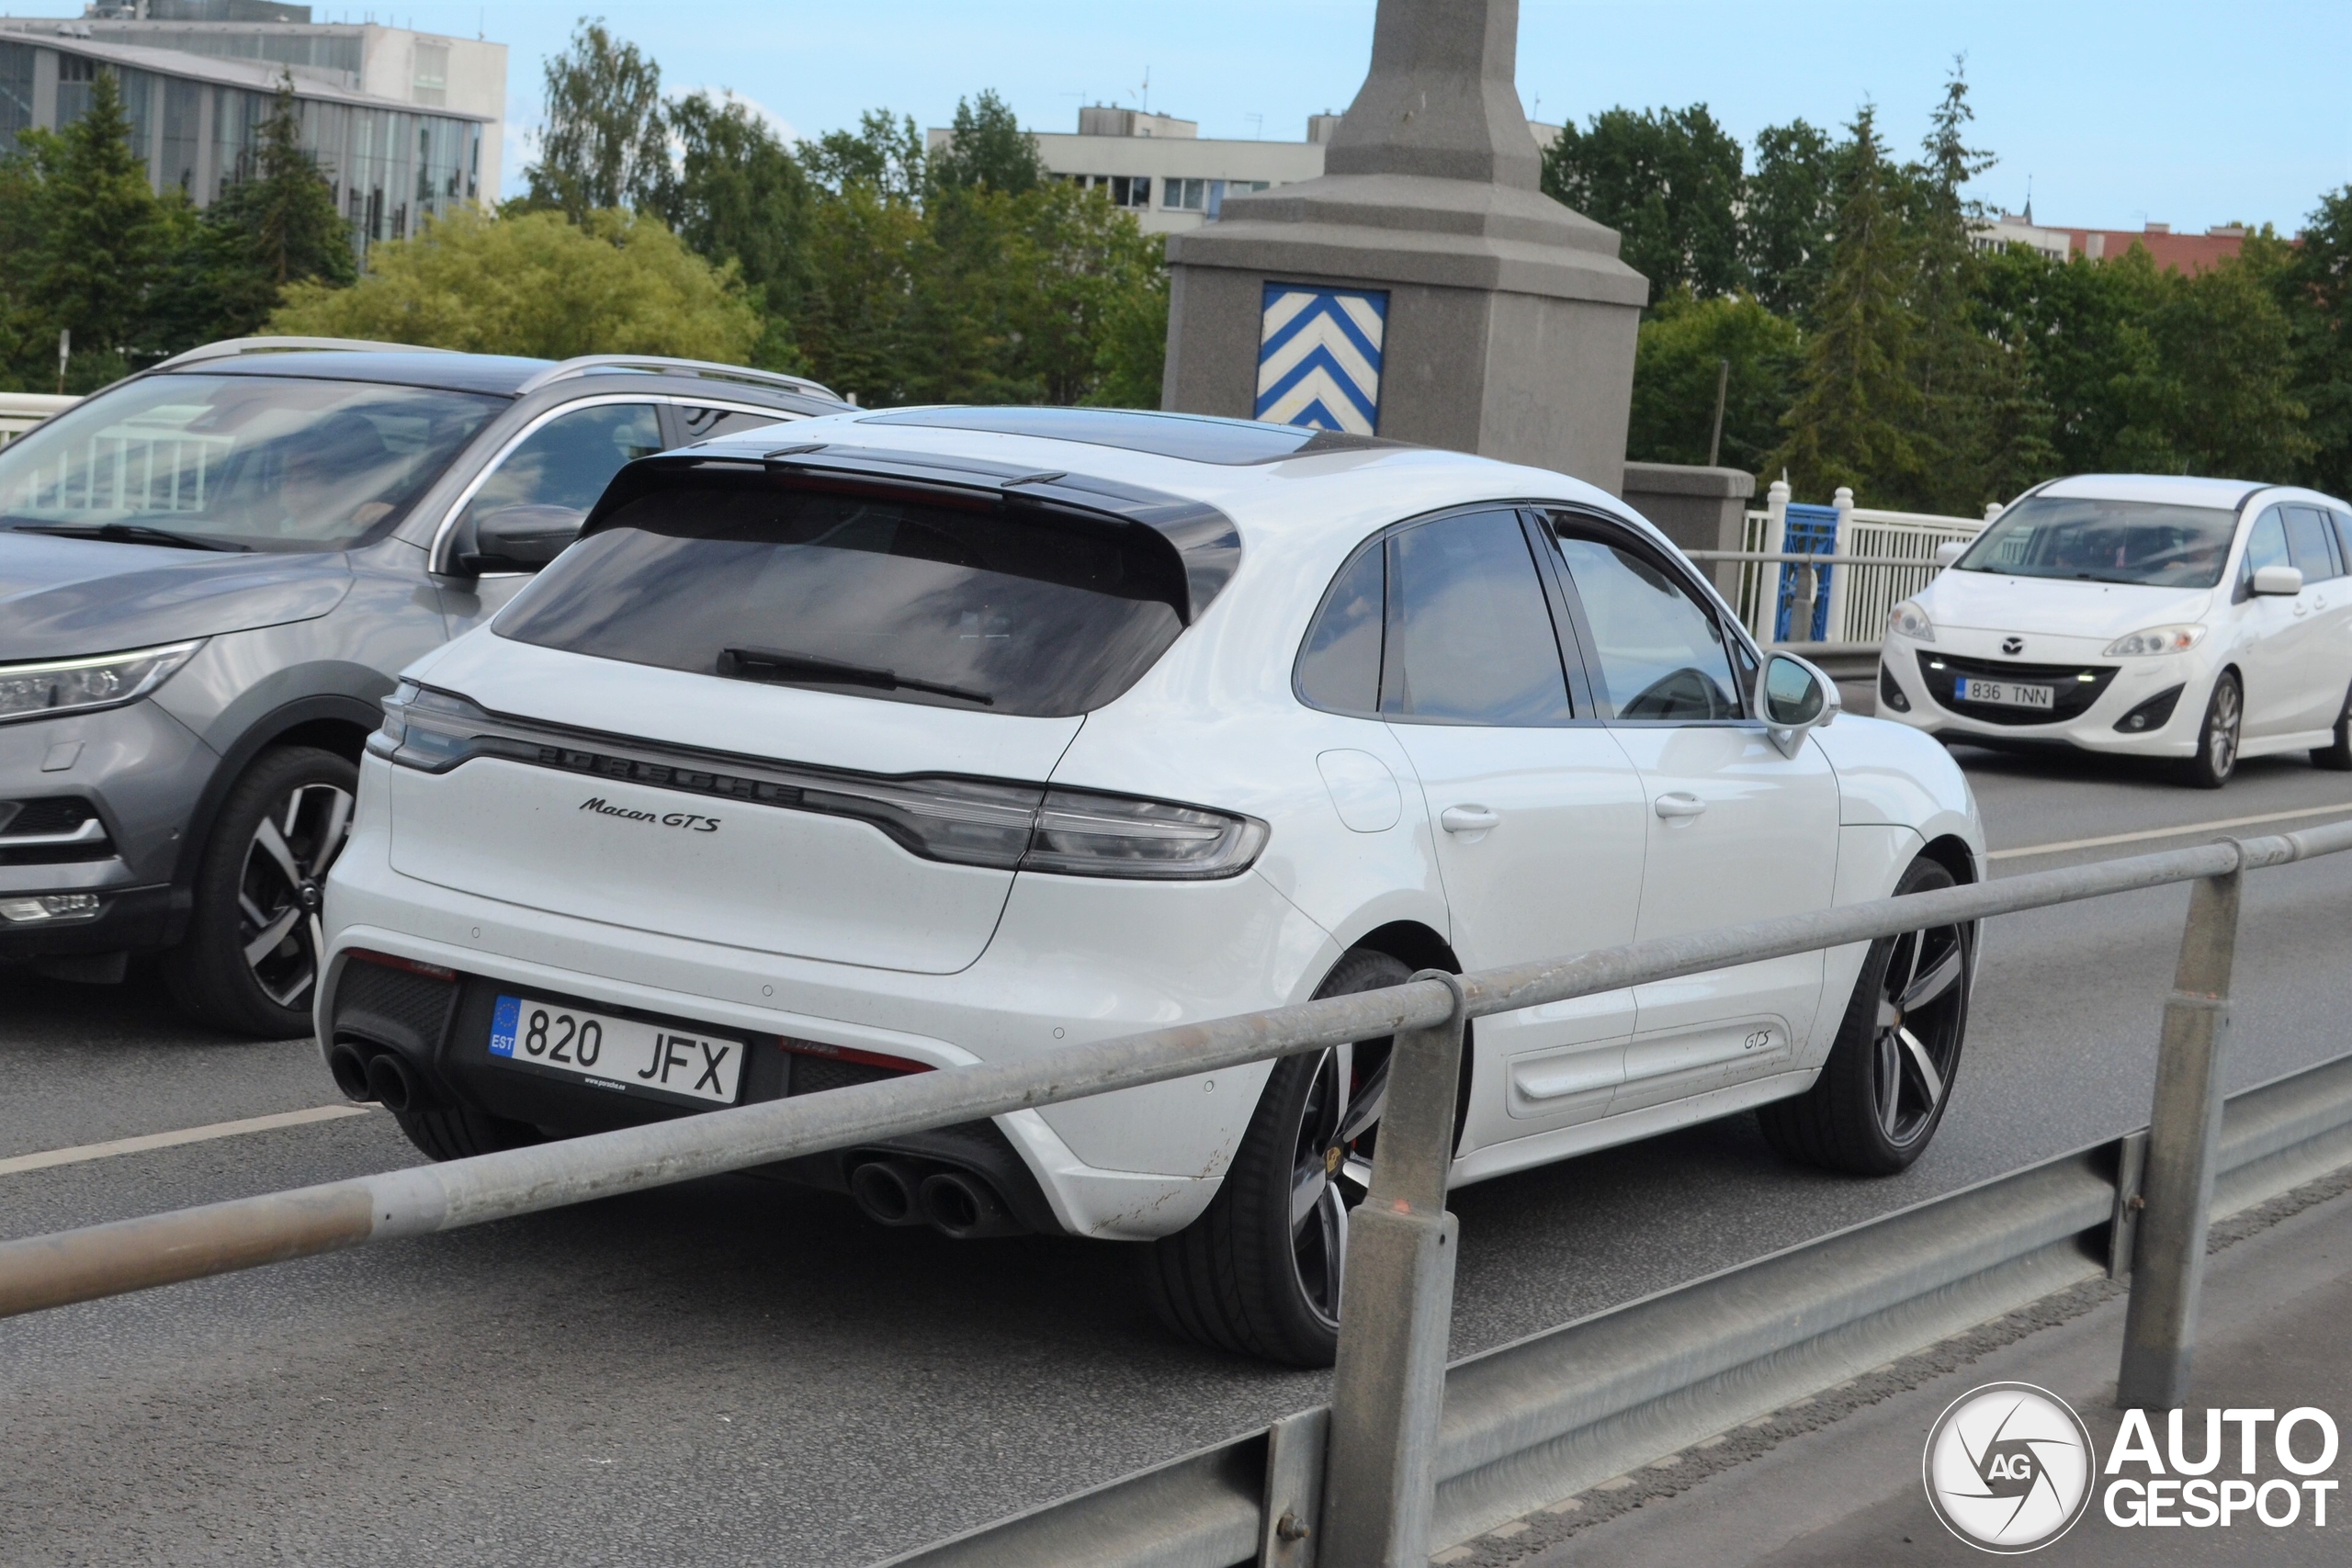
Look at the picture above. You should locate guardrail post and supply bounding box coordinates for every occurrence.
[1317,971,1467,1568]
[2116,853,2242,1408]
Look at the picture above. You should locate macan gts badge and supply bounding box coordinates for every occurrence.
[322,404,1987,1366]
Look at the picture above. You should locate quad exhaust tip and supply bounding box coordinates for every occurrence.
[328,1043,373,1102]
[847,1158,927,1226]
[917,1170,1023,1241]
[362,1051,418,1113]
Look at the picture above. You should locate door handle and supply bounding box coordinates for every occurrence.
[1440,805,1500,834]
[1653,792,1708,819]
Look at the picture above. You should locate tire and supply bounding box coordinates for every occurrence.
[1142,948,1410,1366]
[163,746,357,1038]
[2177,672,2242,790]
[1758,857,1971,1176]
[390,1104,543,1162]
[2312,682,2352,772]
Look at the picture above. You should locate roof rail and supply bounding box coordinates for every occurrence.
[153,336,457,371]
[512,354,842,402]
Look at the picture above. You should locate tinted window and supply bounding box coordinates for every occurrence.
[1381,511,1572,725]
[1959,496,2239,587]
[0,374,496,551]
[495,478,1186,717]
[464,403,662,531]
[679,405,795,444]
[2335,513,2352,576]
[1295,538,1384,715]
[1552,531,1742,720]
[2283,505,2342,580]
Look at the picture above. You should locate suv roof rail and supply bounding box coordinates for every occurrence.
[513,354,842,402]
[154,336,458,371]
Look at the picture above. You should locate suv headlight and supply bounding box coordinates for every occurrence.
[1887,602,1934,643]
[2104,625,2205,658]
[0,639,204,724]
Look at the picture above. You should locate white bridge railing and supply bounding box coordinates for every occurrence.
[1725,480,1995,646]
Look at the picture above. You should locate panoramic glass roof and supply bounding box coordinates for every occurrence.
[861,406,1394,466]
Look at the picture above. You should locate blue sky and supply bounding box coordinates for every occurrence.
[94,4,2352,232]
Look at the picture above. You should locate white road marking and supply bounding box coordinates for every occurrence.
[0,1102,377,1178]
[1989,800,2352,862]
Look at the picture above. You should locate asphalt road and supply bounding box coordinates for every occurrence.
[3,739,2350,1566]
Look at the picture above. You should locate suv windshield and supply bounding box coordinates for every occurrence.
[0,374,500,552]
[494,477,1190,717]
[1957,495,2240,588]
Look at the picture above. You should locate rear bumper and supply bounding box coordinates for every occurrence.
[322,805,1341,1240]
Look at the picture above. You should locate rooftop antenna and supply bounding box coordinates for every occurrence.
[1246,112,1262,140]
[1140,66,1149,113]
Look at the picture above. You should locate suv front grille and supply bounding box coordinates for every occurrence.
[1917,652,2117,727]
[0,796,112,864]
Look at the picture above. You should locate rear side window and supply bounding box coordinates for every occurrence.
[1381,510,1573,724]
[495,479,1188,717]
[1294,538,1384,715]
[2283,505,2344,580]
[2335,512,2352,576]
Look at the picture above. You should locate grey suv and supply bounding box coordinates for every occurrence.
[0,337,842,1035]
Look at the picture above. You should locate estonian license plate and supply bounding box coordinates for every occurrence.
[488,995,745,1105]
[1957,676,2054,710]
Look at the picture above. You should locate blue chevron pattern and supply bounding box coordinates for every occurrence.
[1255,284,1387,435]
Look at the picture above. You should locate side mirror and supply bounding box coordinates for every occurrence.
[1757,652,1840,758]
[1934,540,1968,567]
[457,502,586,574]
[2252,563,2304,596]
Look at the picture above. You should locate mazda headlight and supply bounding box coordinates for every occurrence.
[2104,625,2205,658]
[0,639,204,723]
[1887,602,1935,643]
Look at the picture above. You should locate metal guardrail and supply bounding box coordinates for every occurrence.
[0,821,2347,1564]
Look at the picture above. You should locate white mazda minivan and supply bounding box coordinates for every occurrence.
[322,407,1984,1364]
[1878,474,2352,787]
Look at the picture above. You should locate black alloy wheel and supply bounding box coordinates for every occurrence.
[2180,672,2242,790]
[1143,947,1408,1365]
[164,746,356,1037]
[1758,857,1971,1175]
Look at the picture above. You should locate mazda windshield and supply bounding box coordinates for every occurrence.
[0,375,500,552]
[1955,496,2240,588]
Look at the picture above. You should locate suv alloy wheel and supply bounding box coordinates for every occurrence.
[163,746,356,1036]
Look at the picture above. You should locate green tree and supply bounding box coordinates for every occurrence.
[10,69,169,388]
[802,109,928,200]
[267,206,762,362]
[656,90,813,368]
[1770,106,1922,501]
[1627,291,1804,470]
[2148,241,2309,479]
[2274,185,2352,495]
[1543,104,1745,299]
[928,90,1046,197]
[1740,118,1840,320]
[525,19,669,220]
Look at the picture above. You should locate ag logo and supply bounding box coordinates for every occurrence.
[1923,1382,2095,1552]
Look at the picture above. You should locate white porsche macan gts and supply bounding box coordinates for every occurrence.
[322,406,1985,1365]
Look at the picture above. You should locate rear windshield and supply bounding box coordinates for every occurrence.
[1956,496,2240,588]
[493,479,1189,716]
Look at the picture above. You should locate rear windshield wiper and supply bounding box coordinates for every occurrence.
[716,647,995,707]
[9,522,248,552]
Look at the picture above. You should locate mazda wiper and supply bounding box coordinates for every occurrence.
[10,522,248,552]
[716,647,994,706]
